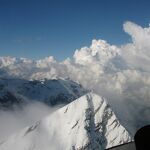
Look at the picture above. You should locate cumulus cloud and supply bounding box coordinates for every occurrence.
[0,21,150,135]
[122,21,150,72]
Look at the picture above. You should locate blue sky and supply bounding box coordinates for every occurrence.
[0,0,150,60]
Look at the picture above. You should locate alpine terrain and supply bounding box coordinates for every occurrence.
[0,92,132,150]
[0,78,86,109]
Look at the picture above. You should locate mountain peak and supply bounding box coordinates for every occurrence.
[0,92,132,150]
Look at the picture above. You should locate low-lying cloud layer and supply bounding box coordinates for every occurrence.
[0,21,150,135]
[0,102,60,141]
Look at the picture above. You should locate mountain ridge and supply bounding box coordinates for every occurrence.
[0,92,132,150]
[0,77,87,109]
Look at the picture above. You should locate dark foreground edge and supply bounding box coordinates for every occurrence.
[106,142,136,150]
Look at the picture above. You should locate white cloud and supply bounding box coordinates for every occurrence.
[0,102,60,141]
[122,21,150,72]
[0,21,150,135]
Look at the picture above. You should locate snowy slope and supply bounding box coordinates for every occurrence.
[0,78,86,109]
[0,92,131,150]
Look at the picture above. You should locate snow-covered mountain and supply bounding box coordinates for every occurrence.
[0,92,132,150]
[0,78,86,109]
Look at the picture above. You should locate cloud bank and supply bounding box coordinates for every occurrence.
[0,102,60,141]
[0,21,150,135]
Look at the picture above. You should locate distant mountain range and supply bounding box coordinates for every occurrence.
[0,77,86,109]
[0,56,63,80]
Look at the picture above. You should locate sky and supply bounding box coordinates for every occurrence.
[0,0,150,60]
